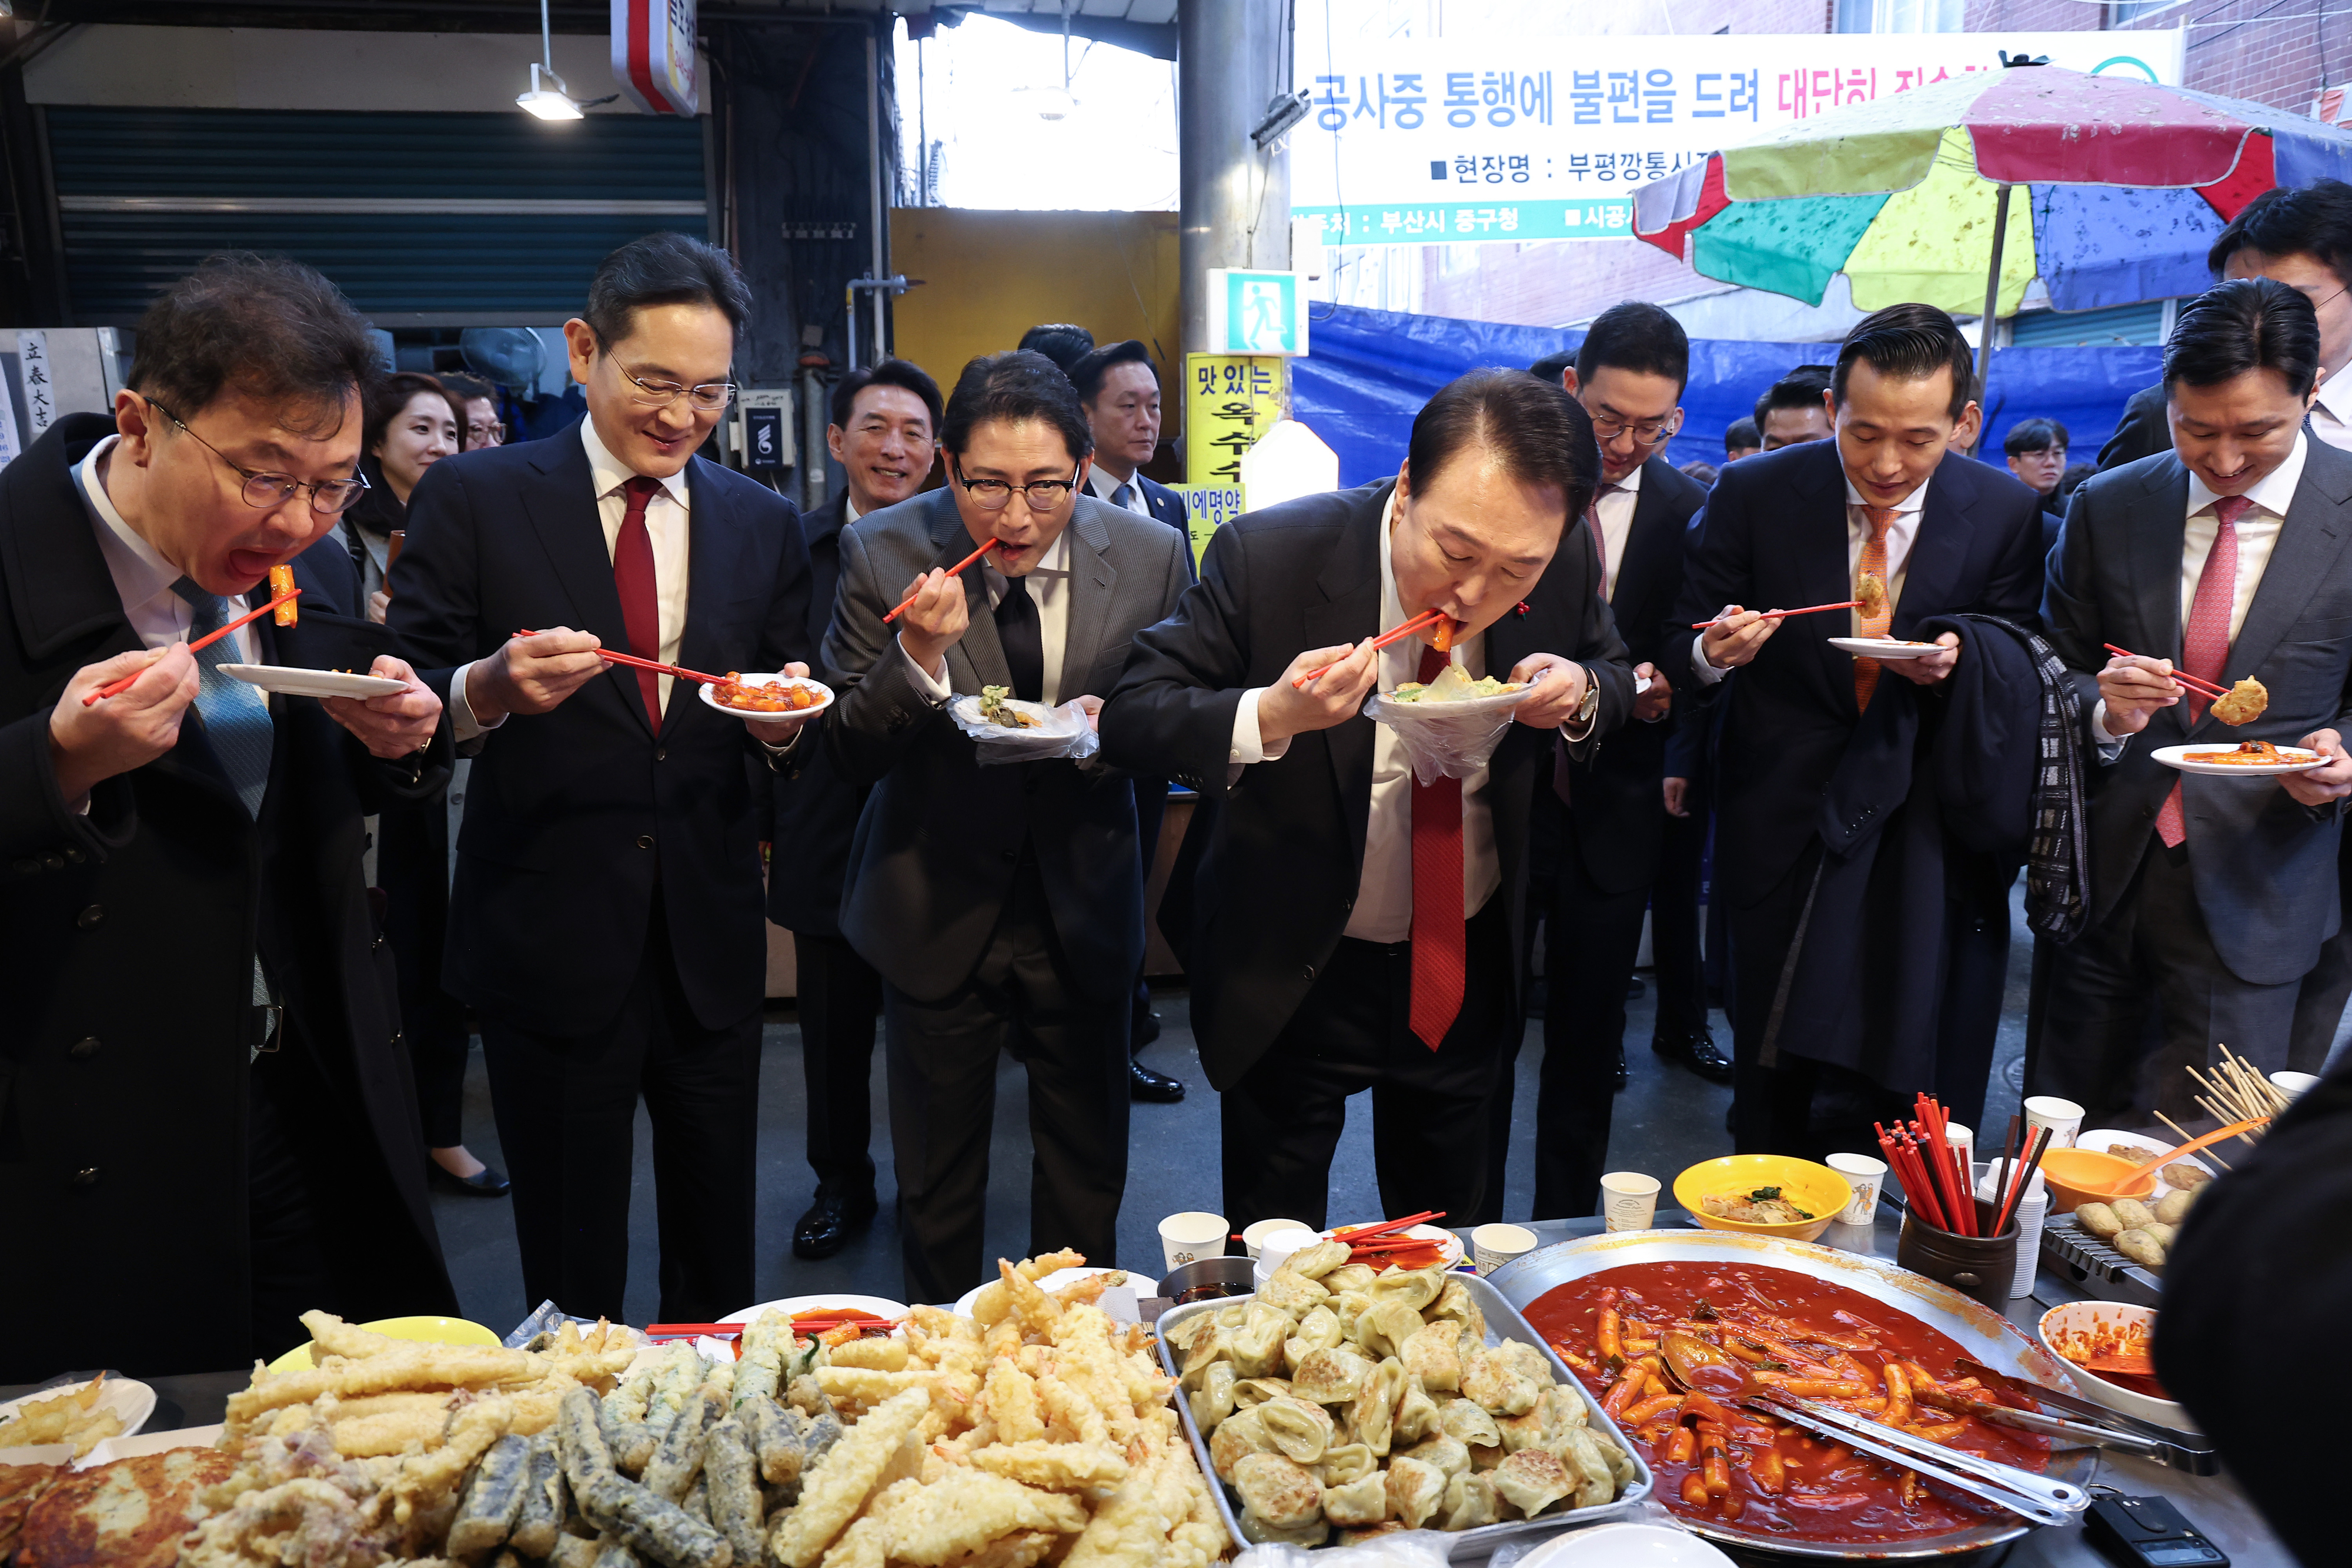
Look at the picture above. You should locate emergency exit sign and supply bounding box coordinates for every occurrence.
[1206,269,1309,357]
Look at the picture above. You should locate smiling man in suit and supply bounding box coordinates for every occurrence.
[2037,278,2352,1126]
[1669,304,2047,1158]
[824,350,1192,1301]
[389,232,818,1323]
[1101,370,1634,1232]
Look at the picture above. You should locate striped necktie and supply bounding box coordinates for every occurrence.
[173,577,275,818]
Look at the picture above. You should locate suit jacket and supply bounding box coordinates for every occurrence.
[2042,444,2352,984]
[768,493,864,938]
[1665,441,2048,909]
[1098,479,1637,1089]
[823,490,1192,1004]
[2096,382,2169,472]
[0,414,456,1379]
[1562,456,1708,893]
[389,427,813,1036]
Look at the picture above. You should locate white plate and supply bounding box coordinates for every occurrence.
[697,673,835,724]
[1828,636,1940,660]
[718,1293,910,1328]
[1516,1522,1738,1568]
[220,664,407,698]
[2075,1129,2212,1201]
[2152,743,2325,777]
[948,693,1091,741]
[950,1265,1159,1322]
[1371,682,1538,721]
[1319,1222,1466,1271]
[0,1376,156,1453]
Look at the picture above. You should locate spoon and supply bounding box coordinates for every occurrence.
[1657,1333,2087,1527]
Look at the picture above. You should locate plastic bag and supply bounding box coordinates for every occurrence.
[1235,1529,1452,1568]
[948,692,1101,765]
[1361,673,1544,785]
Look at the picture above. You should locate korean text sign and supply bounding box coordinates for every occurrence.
[1185,355,1287,489]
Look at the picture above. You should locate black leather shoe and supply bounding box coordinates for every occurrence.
[1132,1008,1163,1047]
[1130,1059,1186,1102]
[1653,1028,1735,1085]
[429,1162,511,1198]
[1613,1044,1629,1092]
[793,1188,878,1259]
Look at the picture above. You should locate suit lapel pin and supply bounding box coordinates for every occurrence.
[1516,602,1531,617]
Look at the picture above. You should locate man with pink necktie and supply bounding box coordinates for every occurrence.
[2038,278,2352,1128]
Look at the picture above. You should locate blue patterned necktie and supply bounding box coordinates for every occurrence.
[172,577,275,819]
[1111,482,1135,510]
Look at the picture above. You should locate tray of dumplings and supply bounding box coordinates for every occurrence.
[1159,1238,1652,1556]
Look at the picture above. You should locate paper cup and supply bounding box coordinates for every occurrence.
[1945,1124,1975,1177]
[1471,1223,1538,1273]
[2023,1095,2085,1151]
[2271,1071,2320,1102]
[1826,1153,1887,1225]
[1600,1172,1662,1232]
[1240,1218,1311,1260]
[1157,1211,1228,1271]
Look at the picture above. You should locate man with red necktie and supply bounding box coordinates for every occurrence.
[390,233,818,1322]
[2038,278,2352,1128]
[1101,371,1635,1231]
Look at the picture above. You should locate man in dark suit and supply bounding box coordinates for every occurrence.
[824,350,1192,1300]
[1489,305,1713,1221]
[1668,305,2047,1158]
[390,233,819,1323]
[774,357,943,1261]
[1070,337,1195,1102]
[0,255,456,1378]
[2036,279,2352,1127]
[1101,370,1635,1231]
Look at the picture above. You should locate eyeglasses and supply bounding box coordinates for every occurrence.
[612,358,737,413]
[1589,409,1684,448]
[467,421,507,447]
[149,400,370,514]
[953,463,1079,511]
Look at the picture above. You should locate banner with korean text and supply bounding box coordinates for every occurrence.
[1292,32,2184,246]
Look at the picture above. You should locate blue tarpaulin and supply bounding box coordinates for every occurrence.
[1290,303,2162,486]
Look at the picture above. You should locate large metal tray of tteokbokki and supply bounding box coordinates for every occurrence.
[1486,1230,2093,1564]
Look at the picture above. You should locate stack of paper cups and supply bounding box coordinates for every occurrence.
[1977,1164,2047,1299]
[1252,1228,1323,1288]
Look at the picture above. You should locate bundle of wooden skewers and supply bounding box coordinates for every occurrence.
[1325,1209,1452,1269]
[2157,1044,2296,1169]
[1877,1094,2049,1240]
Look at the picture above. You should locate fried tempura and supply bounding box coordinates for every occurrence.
[2213,676,2269,725]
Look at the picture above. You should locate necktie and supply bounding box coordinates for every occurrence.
[173,577,275,819]
[997,573,1044,703]
[1409,644,1466,1051]
[1852,504,1899,710]
[1111,482,1135,510]
[1585,483,1622,593]
[613,475,664,727]
[2156,494,2251,848]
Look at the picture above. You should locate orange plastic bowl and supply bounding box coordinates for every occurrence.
[2042,1146,2158,1213]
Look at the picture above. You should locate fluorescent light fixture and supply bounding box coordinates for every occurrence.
[517,61,583,120]
[1020,84,1077,121]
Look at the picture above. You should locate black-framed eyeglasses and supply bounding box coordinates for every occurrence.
[149,400,370,514]
[612,358,737,413]
[953,460,1079,511]
[1589,409,1684,448]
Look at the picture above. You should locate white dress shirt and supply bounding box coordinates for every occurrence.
[454,418,691,739]
[1086,465,1154,518]
[901,525,1074,707]
[1691,472,1930,685]
[76,435,260,664]
[1591,464,1641,604]
[2092,432,2307,747]
[2307,369,2352,452]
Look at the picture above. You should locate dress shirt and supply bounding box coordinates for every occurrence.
[1691,472,1929,685]
[453,418,691,740]
[75,435,259,665]
[900,525,1073,707]
[1592,464,1641,603]
[1086,465,1154,517]
[2092,432,2307,749]
[2307,368,2352,453]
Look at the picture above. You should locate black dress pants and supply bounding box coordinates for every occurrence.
[1649,802,1711,1042]
[795,930,884,1198]
[247,1042,339,1364]
[379,798,470,1148]
[1131,778,1171,1049]
[2286,835,2352,1073]
[883,851,1129,1303]
[1224,896,1512,1234]
[1529,828,1651,1219]
[480,902,761,1323]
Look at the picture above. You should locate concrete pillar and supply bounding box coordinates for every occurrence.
[1178,0,1291,353]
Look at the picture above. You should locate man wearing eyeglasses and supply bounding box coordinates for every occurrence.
[389,232,817,1325]
[820,350,1193,1301]
[0,254,457,1379]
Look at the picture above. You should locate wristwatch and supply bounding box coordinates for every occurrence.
[1572,666,1601,728]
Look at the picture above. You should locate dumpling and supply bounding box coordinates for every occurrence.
[1462,1347,1542,1416]
[1163,1314,1219,1355]
[1231,1305,1291,1377]
[1348,1358,1409,1457]
[1496,1390,1571,1455]
[1188,1362,1238,1432]
[1392,1376,1441,1446]
[1329,1289,1373,1342]
[1232,1377,1293,1410]
[1385,1456,1448,1529]
[1555,1427,1619,1512]
[1210,1406,1278,1482]
[1399,1323,1462,1394]
[1494,1340,1558,1392]
[1469,1442,1505,1473]
[1320,1469,1391,1528]
[1259,1396,1335,1464]
[1180,1325,1230,1381]
[1428,1277,1485,1340]
[1436,1396,1502,1449]
[1315,1443,1375,1487]
[1237,1509,1327,1547]
[1291,1346,1374,1406]
[1492,1448,1575,1517]
[1352,1300,1427,1362]
[1259,1268,1331,1318]
[1440,1471,1498,1532]
[1366,1268,1445,1312]
[1283,1239,1354,1279]
[1321,1263,1378,1295]
[1399,1433,1469,1479]
[1284,1305,1344,1374]
[1234,1452,1325,1530]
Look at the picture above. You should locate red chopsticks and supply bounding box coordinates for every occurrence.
[513,629,726,687]
[1690,599,1860,631]
[1294,609,1457,688]
[884,537,1001,624]
[2102,644,2229,700]
[1993,1124,2053,1238]
[84,589,302,705]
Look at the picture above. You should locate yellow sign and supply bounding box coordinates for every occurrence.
[1170,484,1248,567]
[1185,354,1285,488]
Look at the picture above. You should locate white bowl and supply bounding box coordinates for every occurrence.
[2037,1300,2198,1433]
[1514,1522,1736,1567]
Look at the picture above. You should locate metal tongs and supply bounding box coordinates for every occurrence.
[1947,1358,2221,1476]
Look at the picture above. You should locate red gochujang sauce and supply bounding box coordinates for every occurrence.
[1521,1261,2050,1544]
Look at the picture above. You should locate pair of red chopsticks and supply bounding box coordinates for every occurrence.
[2102,643,2229,701]
[1293,608,1459,688]
[513,629,725,687]
[1876,1094,1978,1235]
[1986,1114,2055,1239]
[1329,1210,1449,1263]
[83,589,303,705]
[1689,599,1860,631]
[883,537,1002,624]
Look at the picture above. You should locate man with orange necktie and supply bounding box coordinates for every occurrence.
[1666,305,2047,1158]
[2037,278,2352,1128]
[1101,371,1635,1230]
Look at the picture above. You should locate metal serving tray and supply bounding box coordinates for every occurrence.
[2038,1214,2163,1309]
[1155,1268,1654,1557]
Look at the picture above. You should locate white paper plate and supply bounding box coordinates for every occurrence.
[950,1266,1158,1322]
[220,664,407,698]
[1319,1222,1466,1271]
[1633,674,1652,696]
[948,693,1091,742]
[0,1376,155,1455]
[79,1422,223,1469]
[1828,636,1940,660]
[718,1293,910,1328]
[1516,1522,1738,1568]
[697,673,834,724]
[1371,681,1537,719]
[2152,743,2326,777]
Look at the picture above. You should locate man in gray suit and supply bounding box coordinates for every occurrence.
[2038,279,2352,1126]
[822,350,1192,1300]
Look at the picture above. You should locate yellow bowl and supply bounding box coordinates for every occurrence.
[265,1314,503,1375]
[2041,1147,2159,1213]
[1673,1155,1853,1243]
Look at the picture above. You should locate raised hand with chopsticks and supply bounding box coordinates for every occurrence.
[46,643,203,807]
[2093,648,2195,736]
